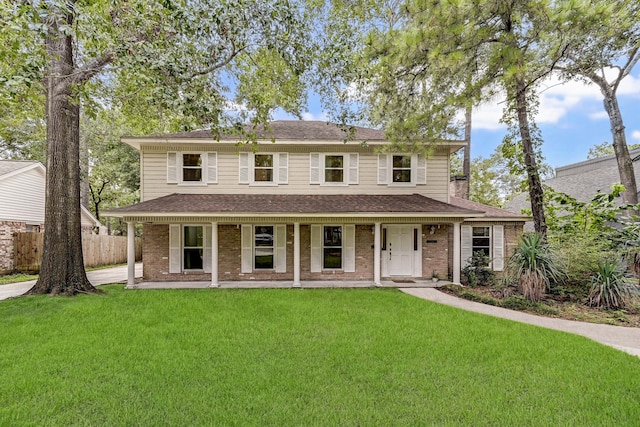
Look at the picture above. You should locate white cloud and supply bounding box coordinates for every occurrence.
[632,130,640,142]
[470,70,640,131]
[301,111,329,121]
[589,111,609,120]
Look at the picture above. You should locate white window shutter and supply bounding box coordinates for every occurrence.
[169,224,181,273]
[310,225,322,272]
[309,153,320,184]
[203,225,212,273]
[206,152,217,184]
[348,153,359,184]
[241,224,253,273]
[343,224,356,272]
[278,153,288,184]
[239,153,250,184]
[167,152,178,184]
[461,225,472,268]
[275,224,287,273]
[416,155,427,184]
[492,225,504,271]
[378,154,388,184]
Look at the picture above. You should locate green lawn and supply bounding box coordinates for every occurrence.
[1,287,639,426]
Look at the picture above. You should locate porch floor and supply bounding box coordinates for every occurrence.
[126,279,451,290]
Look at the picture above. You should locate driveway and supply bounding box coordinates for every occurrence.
[0,263,142,301]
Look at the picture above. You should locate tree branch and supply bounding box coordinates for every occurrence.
[72,52,115,85]
[186,43,245,79]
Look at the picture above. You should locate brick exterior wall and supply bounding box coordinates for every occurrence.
[141,221,525,283]
[0,221,26,273]
[422,224,450,280]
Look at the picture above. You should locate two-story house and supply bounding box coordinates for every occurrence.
[106,121,527,287]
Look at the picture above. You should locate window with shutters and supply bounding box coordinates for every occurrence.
[167,152,217,185]
[310,153,358,185]
[323,226,342,269]
[183,226,204,270]
[254,225,274,269]
[239,152,288,185]
[472,226,491,258]
[378,154,426,186]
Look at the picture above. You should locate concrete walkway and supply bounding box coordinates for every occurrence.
[0,263,142,301]
[401,288,640,358]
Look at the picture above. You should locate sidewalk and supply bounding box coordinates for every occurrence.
[0,263,142,301]
[401,288,640,358]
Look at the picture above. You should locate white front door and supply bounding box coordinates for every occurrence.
[386,225,414,276]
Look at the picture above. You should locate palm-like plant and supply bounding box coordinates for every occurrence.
[588,259,640,310]
[509,233,563,302]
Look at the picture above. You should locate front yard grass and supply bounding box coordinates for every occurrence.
[1,286,640,425]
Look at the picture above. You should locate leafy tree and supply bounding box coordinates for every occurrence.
[554,0,640,205]
[587,141,640,159]
[0,0,315,295]
[328,0,581,238]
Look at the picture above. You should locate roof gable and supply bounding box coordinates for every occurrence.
[0,160,44,182]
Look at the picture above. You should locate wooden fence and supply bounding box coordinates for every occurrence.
[13,232,142,273]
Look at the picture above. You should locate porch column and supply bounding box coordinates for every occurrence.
[453,222,461,283]
[127,222,135,287]
[374,222,381,286]
[210,222,219,288]
[293,222,301,287]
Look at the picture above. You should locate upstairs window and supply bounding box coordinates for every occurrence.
[377,154,426,186]
[309,153,358,185]
[167,152,217,185]
[392,155,411,183]
[182,154,202,182]
[324,155,344,183]
[254,155,274,182]
[239,152,288,185]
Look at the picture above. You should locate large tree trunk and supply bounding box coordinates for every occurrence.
[602,88,638,205]
[515,78,547,239]
[27,6,97,296]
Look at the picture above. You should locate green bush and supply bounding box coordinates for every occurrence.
[509,233,564,302]
[462,251,495,287]
[588,259,640,310]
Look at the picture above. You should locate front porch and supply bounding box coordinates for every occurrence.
[126,278,453,290]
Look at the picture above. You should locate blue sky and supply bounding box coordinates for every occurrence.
[274,70,640,171]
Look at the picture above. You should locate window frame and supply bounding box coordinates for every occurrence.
[253,225,275,270]
[323,154,346,185]
[181,153,203,183]
[322,225,343,270]
[253,154,275,184]
[471,226,491,258]
[391,154,412,184]
[183,225,204,271]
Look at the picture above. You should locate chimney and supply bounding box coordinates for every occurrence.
[450,175,469,199]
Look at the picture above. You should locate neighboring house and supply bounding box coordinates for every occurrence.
[106,121,528,286]
[506,147,640,224]
[0,160,102,273]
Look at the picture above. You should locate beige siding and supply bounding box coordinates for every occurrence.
[141,144,451,202]
[0,167,46,223]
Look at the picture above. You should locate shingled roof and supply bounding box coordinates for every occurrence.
[108,193,482,216]
[142,121,386,141]
[449,197,528,219]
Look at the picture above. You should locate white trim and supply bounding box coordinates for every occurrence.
[169,224,181,273]
[241,224,252,272]
[293,222,301,287]
[310,225,322,273]
[210,222,219,287]
[275,224,287,273]
[492,225,504,271]
[343,224,356,272]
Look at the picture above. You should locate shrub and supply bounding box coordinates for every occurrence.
[461,251,495,287]
[588,259,640,310]
[509,233,564,302]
